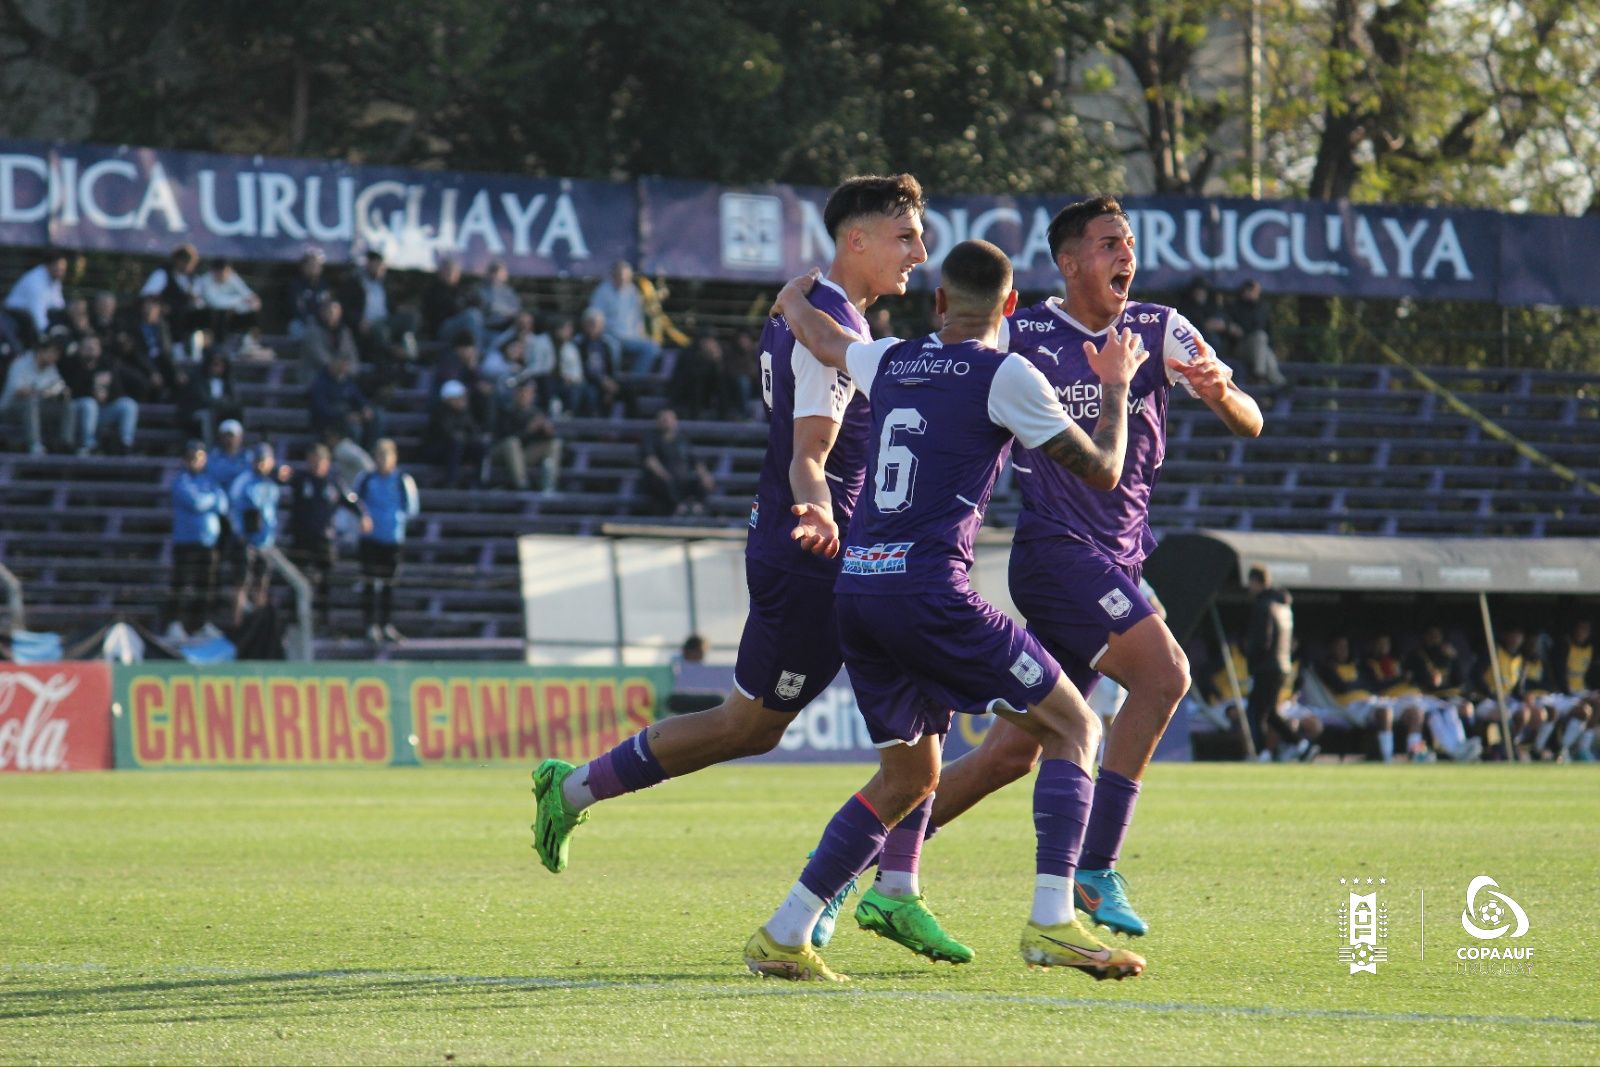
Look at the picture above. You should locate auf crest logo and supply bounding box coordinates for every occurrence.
[1460,875,1529,939]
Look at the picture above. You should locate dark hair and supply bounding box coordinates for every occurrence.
[1047,196,1128,260]
[940,239,1012,307]
[365,250,384,264]
[823,174,926,238]
[1247,564,1270,585]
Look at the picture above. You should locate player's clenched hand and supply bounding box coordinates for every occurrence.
[1166,339,1233,402]
[769,269,822,318]
[1083,326,1148,386]
[790,502,840,558]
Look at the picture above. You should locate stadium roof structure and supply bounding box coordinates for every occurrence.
[1145,529,1600,645]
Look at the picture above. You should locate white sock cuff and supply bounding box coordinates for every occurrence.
[790,882,826,912]
[1034,874,1072,891]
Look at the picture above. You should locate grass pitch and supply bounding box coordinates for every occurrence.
[1,763,1595,1065]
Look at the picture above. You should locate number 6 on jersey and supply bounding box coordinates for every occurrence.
[874,407,926,513]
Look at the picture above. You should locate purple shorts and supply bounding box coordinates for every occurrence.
[732,557,844,713]
[836,587,1063,748]
[1008,536,1156,696]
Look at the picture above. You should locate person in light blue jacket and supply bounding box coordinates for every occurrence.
[228,442,291,624]
[167,439,228,639]
[354,437,420,643]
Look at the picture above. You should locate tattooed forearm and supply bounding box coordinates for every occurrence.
[1040,382,1129,490]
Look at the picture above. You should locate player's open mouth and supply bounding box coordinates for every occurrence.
[1110,272,1132,298]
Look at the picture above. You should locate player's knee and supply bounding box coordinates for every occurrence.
[1399,705,1424,731]
[984,734,1041,784]
[1372,705,1393,730]
[720,704,790,758]
[1137,646,1191,716]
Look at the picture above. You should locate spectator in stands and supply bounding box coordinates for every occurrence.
[3,252,69,351]
[426,379,488,488]
[867,307,895,340]
[287,442,368,630]
[482,332,527,386]
[287,248,331,336]
[227,442,291,626]
[341,250,415,363]
[423,258,482,346]
[492,379,562,493]
[354,438,420,644]
[194,258,265,356]
[1,327,76,454]
[127,297,177,401]
[179,349,243,444]
[637,407,713,516]
[1314,635,1406,762]
[641,271,690,353]
[63,297,94,346]
[1243,565,1314,760]
[577,309,627,417]
[167,439,228,640]
[478,260,523,341]
[434,335,495,425]
[668,332,735,421]
[551,316,588,415]
[89,290,121,340]
[299,295,361,383]
[61,334,139,455]
[488,311,546,382]
[208,419,252,497]
[586,261,660,374]
[140,244,202,339]
[1175,276,1229,358]
[1230,280,1288,389]
[725,328,761,418]
[309,353,384,454]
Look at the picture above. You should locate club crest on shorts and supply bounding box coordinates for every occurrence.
[1099,589,1134,620]
[1009,651,1043,687]
[774,670,806,701]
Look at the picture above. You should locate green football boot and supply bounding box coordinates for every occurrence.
[853,887,974,964]
[531,759,589,873]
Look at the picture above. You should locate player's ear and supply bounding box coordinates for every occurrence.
[1056,250,1075,279]
[1002,289,1018,316]
[934,287,949,318]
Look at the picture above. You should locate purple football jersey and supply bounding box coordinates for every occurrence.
[836,334,1073,596]
[999,298,1210,566]
[746,276,872,579]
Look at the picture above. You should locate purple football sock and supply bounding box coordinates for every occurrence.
[1033,759,1094,880]
[1079,768,1141,871]
[799,794,889,902]
[581,730,669,801]
[878,794,932,880]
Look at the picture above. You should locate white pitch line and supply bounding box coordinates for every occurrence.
[3,964,1596,1031]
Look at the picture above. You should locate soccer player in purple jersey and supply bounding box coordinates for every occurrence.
[849,195,1264,943]
[530,176,931,868]
[743,240,1149,982]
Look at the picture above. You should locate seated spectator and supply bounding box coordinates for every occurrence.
[492,379,562,492]
[166,439,228,640]
[488,310,536,370]
[426,379,488,488]
[867,307,895,339]
[423,258,483,346]
[285,248,329,338]
[208,419,252,493]
[341,250,417,369]
[586,261,660,374]
[354,438,421,644]
[287,442,369,630]
[227,442,290,625]
[140,244,202,339]
[62,297,95,346]
[299,295,361,383]
[551,317,587,415]
[126,296,178,401]
[309,354,384,452]
[194,258,265,355]
[89,290,122,340]
[638,270,689,351]
[1311,636,1421,762]
[434,335,495,425]
[637,408,713,516]
[576,309,627,417]
[3,252,68,351]
[1,328,76,454]
[724,327,762,418]
[1175,276,1230,358]
[478,260,523,339]
[1230,280,1288,388]
[178,349,243,444]
[669,332,736,421]
[482,332,528,387]
[61,334,139,455]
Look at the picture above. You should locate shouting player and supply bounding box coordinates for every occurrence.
[841,196,1263,945]
[744,240,1149,982]
[531,177,928,868]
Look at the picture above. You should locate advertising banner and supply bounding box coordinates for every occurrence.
[111,662,671,770]
[0,662,113,772]
[0,139,635,276]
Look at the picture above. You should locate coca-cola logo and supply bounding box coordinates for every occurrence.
[0,671,79,771]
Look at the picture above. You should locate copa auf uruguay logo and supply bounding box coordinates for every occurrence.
[1460,875,1529,940]
[1337,876,1389,975]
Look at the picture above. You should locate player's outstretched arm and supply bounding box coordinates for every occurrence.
[1036,326,1148,490]
[1167,340,1263,437]
[771,270,853,372]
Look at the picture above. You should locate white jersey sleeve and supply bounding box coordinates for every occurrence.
[844,336,899,400]
[1162,309,1225,397]
[988,353,1074,449]
[995,315,1012,353]
[791,339,858,421]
